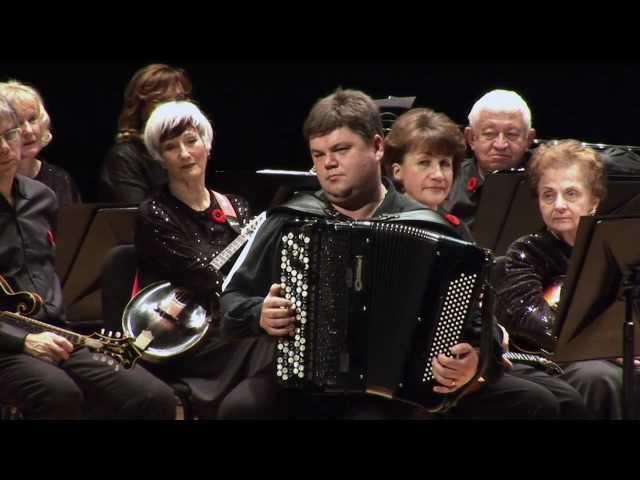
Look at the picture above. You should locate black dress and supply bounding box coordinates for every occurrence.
[135,185,277,419]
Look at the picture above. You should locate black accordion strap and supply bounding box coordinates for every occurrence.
[271,192,459,237]
[270,192,328,217]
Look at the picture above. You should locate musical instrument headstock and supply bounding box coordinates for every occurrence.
[88,329,142,370]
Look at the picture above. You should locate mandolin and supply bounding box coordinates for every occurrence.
[0,277,142,370]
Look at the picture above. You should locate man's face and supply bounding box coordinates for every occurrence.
[466,110,534,175]
[0,117,21,180]
[310,127,383,209]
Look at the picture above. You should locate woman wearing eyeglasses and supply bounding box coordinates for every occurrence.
[0,81,81,207]
[99,64,192,203]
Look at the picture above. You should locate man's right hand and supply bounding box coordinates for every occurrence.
[24,332,74,365]
[259,283,296,337]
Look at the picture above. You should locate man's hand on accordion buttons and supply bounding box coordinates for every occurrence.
[260,283,297,337]
[432,343,479,394]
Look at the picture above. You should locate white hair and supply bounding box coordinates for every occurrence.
[468,89,532,130]
[144,101,214,162]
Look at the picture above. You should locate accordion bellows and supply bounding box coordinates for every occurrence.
[275,217,492,412]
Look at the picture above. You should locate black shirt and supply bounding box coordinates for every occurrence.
[0,175,65,352]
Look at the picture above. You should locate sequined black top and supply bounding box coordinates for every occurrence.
[496,229,571,352]
[135,185,251,297]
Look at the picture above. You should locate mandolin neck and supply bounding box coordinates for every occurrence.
[1,310,88,347]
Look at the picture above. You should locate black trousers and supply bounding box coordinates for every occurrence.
[0,348,176,420]
[143,335,281,419]
[508,363,591,419]
[281,370,567,420]
[560,359,640,420]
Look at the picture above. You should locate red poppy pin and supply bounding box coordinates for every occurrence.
[466,176,478,193]
[444,213,461,226]
[211,208,227,224]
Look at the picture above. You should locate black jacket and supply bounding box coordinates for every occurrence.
[99,138,168,203]
[495,229,569,352]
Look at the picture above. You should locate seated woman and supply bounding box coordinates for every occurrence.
[99,64,191,203]
[496,139,639,419]
[134,100,278,419]
[382,108,588,419]
[0,80,81,206]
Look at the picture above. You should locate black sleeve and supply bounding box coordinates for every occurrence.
[0,321,27,353]
[135,201,224,296]
[220,214,289,338]
[495,237,556,352]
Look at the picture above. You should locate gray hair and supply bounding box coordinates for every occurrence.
[143,101,214,162]
[0,95,18,127]
[468,89,532,130]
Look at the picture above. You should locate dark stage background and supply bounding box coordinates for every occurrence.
[2,59,639,201]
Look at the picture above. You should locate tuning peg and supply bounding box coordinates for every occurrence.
[115,332,122,338]
[101,328,105,334]
[108,330,113,337]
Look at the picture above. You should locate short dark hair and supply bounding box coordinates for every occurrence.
[383,108,467,181]
[528,139,607,202]
[303,88,383,144]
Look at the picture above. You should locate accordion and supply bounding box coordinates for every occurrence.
[274,217,494,412]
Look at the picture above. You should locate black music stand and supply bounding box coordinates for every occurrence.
[472,172,640,256]
[553,215,640,419]
[55,204,138,330]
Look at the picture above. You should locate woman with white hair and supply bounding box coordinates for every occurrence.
[0,80,81,206]
[134,100,279,419]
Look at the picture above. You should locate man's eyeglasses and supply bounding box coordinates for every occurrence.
[0,127,21,146]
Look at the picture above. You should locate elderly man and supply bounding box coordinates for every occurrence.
[444,89,536,226]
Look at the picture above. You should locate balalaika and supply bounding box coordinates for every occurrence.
[274,217,494,413]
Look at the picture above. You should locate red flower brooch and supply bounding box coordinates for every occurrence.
[211,208,227,224]
[444,213,461,226]
[466,176,478,193]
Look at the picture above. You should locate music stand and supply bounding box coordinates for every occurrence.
[473,172,640,256]
[209,170,320,212]
[55,204,138,329]
[553,214,640,419]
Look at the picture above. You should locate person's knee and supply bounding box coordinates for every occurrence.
[119,382,177,420]
[217,378,280,420]
[29,377,84,419]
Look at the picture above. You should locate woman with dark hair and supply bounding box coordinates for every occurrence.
[99,64,192,203]
[497,139,640,419]
[384,109,589,418]
[0,80,81,207]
